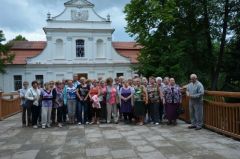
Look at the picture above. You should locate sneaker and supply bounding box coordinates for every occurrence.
[33,125,38,129]
[155,122,159,125]
[58,123,63,128]
[42,125,46,129]
[86,121,90,124]
[188,125,196,129]
[47,124,51,128]
[107,121,111,124]
[78,122,82,125]
[195,127,202,130]
[96,121,100,125]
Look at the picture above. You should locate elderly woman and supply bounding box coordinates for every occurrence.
[133,78,148,125]
[163,78,182,125]
[99,80,107,123]
[119,80,134,124]
[40,82,53,129]
[89,80,101,124]
[66,80,77,124]
[105,77,119,124]
[52,81,64,128]
[76,77,90,125]
[156,77,164,122]
[19,81,30,127]
[25,81,41,129]
[146,77,162,125]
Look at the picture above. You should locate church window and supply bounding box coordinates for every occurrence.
[76,39,85,57]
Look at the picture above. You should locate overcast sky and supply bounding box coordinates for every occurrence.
[0,0,133,42]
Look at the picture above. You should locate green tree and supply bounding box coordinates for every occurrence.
[124,0,212,86]
[221,2,240,91]
[0,30,15,73]
[124,0,240,90]
[11,34,28,41]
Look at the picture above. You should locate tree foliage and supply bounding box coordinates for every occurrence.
[11,34,28,41]
[124,0,240,90]
[0,30,15,73]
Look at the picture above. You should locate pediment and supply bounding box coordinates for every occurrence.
[64,0,94,8]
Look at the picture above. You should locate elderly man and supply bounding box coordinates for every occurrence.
[186,74,204,130]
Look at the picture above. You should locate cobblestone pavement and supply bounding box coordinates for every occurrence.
[0,114,240,159]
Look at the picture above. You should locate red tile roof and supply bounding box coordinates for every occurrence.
[112,42,142,50]
[112,42,142,63]
[10,41,46,64]
[11,41,46,50]
[9,41,141,64]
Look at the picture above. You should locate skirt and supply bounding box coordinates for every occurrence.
[165,103,179,121]
[134,101,145,116]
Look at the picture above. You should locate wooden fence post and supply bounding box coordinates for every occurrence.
[0,91,3,120]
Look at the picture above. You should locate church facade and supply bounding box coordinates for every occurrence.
[0,0,140,92]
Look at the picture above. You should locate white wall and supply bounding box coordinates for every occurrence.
[1,64,134,93]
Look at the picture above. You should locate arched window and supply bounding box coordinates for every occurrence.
[76,39,85,57]
[56,39,63,57]
[96,39,104,58]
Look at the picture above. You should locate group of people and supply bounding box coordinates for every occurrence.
[19,74,204,130]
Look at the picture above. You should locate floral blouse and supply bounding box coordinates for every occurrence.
[134,85,145,101]
[163,85,182,104]
[147,84,160,102]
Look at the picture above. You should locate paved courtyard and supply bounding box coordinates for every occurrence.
[0,114,240,159]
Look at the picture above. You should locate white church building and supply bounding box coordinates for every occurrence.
[0,0,141,92]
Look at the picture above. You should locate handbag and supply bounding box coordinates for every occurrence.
[177,105,185,115]
[22,100,33,109]
[22,89,34,108]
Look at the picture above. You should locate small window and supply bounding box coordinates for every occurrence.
[116,73,124,78]
[14,75,22,91]
[35,75,44,87]
[76,39,85,57]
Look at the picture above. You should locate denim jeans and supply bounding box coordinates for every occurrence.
[77,101,88,124]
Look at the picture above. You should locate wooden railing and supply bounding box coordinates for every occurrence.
[180,90,240,139]
[179,92,190,123]
[0,91,21,120]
